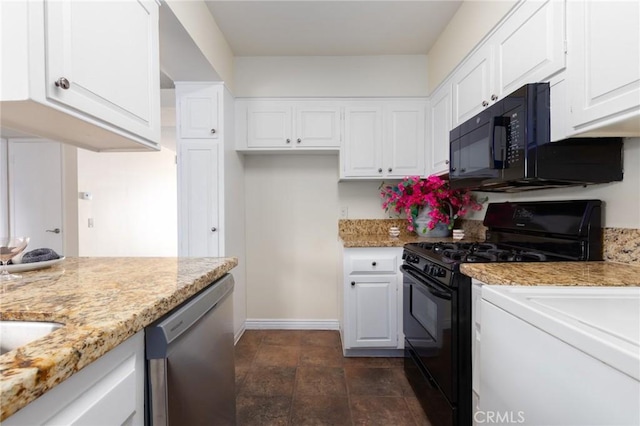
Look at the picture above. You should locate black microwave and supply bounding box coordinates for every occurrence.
[448,83,623,192]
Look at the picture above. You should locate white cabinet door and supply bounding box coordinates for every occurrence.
[568,0,640,135]
[452,45,494,127]
[428,83,453,176]
[178,142,220,257]
[342,105,384,177]
[295,103,341,147]
[178,85,220,139]
[384,102,426,178]
[493,0,565,98]
[346,275,398,348]
[247,103,292,148]
[3,331,145,426]
[45,0,160,143]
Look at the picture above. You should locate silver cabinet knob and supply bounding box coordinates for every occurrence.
[211,227,217,232]
[491,94,498,101]
[372,261,377,266]
[286,139,291,144]
[445,160,450,165]
[46,228,61,234]
[55,77,70,90]
[388,168,392,173]
[297,138,301,144]
[482,100,489,107]
[210,129,216,134]
[378,168,383,173]
[351,281,355,286]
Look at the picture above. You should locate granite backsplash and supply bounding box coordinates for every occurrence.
[339,219,639,266]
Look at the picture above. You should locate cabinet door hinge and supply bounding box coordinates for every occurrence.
[564,39,568,54]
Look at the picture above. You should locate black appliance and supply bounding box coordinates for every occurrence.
[401,200,603,426]
[449,83,623,192]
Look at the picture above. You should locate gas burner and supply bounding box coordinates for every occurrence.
[473,243,498,252]
[514,251,547,262]
[464,252,499,263]
[433,243,458,254]
[442,249,468,261]
[486,249,515,261]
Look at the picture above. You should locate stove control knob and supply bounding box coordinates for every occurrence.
[437,268,447,277]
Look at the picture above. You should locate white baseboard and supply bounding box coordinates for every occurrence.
[234,323,246,345]
[244,319,340,330]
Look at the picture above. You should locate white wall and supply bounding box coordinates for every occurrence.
[234,55,428,97]
[76,147,178,256]
[466,139,640,229]
[427,0,517,92]
[244,155,342,321]
[221,87,248,337]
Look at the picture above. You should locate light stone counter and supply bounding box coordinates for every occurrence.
[461,261,640,287]
[0,256,237,421]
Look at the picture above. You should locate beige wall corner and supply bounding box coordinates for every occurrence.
[164,0,235,91]
[427,0,517,93]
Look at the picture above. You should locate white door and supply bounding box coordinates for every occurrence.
[178,84,220,139]
[452,44,494,127]
[568,0,640,132]
[8,140,64,254]
[384,102,426,178]
[178,142,220,257]
[295,103,341,148]
[347,275,397,348]
[247,103,292,148]
[45,0,160,142]
[342,105,383,177]
[429,83,453,175]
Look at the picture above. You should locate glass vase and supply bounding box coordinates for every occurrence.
[414,207,452,238]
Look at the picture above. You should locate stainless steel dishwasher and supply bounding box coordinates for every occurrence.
[145,274,235,426]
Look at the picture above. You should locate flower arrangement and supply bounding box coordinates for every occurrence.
[379,175,485,233]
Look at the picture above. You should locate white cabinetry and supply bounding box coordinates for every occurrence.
[176,83,228,257]
[0,0,160,151]
[567,0,640,136]
[238,101,341,150]
[451,0,565,127]
[342,247,403,354]
[479,285,640,426]
[3,331,145,426]
[428,82,453,176]
[178,142,221,257]
[471,280,483,424]
[178,84,220,139]
[342,104,383,177]
[341,101,426,179]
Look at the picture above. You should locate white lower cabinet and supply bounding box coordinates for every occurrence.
[3,331,145,426]
[342,247,403,354]
[471,280,483,425]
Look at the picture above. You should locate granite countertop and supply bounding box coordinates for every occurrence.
[0,256,237,421]
[461,262,640,287]
[340,233,483,248]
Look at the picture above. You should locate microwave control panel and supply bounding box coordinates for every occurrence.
[505,110,524,169]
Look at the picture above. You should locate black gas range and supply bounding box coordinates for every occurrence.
[401,200,603,426]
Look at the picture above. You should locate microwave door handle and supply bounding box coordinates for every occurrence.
[401,265,452,300]
[489,116,510,169]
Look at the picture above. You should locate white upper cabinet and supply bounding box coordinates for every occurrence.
[493,0,565,98]
[341,100,427,179]
[451,0,565,128]
[178,84,221,139]
[342,104,384,177]
[238,100,341,150]
[452,44,494,127]
[384,102,426,178]
[428,81,453,176]
[0,0,161,151]
[567,0,640,136]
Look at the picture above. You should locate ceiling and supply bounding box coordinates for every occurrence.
[204,1,463,56]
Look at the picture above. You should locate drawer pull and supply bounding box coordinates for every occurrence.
[372,261,377,266]
[351,281,355,286]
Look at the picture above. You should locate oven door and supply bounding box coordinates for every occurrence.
[401,264,455,404]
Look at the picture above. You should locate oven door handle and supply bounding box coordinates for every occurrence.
[401,265,452,300]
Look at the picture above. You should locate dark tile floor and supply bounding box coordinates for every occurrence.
[235,330,431,426]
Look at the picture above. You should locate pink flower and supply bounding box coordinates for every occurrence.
[379,175,486,232]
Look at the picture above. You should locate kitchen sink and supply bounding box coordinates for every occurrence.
[0,320,64,355]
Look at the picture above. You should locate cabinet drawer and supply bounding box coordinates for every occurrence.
[350,256,397,274]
